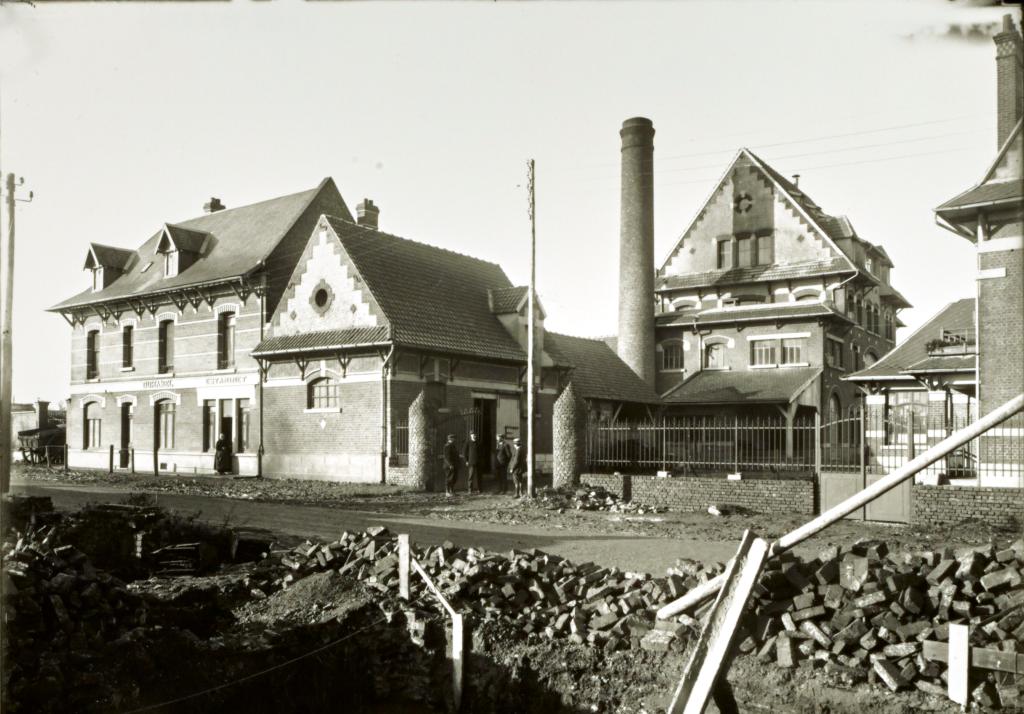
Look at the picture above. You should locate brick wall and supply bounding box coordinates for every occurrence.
[912,485,1024,529]
[580,473,816,514]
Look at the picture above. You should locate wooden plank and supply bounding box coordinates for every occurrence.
[923,640,1024,675]
[398,534,410,601]
[668,530,769,714]
[948,624,970,707]
[451,612,464,712]
[412,558,457,618]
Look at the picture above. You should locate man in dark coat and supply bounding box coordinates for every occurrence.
[442,433,459,497]
[462,431,480,494]
[214,433,232,475]
[494,436,512,493]
[509,437,527,498]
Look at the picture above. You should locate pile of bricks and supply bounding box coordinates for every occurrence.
[265,527,721,654]
[535,485,667,515]
[728,539,1024,708]
[3,528,151,711]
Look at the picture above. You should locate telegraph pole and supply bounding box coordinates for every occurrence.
[0,173,31,495]
[526,160,536,499]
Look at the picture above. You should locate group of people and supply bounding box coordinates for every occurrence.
[442,431,529,498]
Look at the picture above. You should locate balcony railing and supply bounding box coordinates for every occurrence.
[926,328,976,356]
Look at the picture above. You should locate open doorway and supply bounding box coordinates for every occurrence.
[119,402,132,468]
[473,398,497,476]
[218,399,235,474]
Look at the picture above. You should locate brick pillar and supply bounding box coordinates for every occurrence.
[408,387,436,491]
[553,382,586,489]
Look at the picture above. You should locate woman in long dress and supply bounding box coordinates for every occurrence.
[214,433,232,475]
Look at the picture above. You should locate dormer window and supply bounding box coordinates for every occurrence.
[163,250,178,277]
[91,267,103,292]
[156,223,208,280]
[83,243,135,292]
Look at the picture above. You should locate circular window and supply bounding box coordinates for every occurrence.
[309,280,335,315]
[314,289,329,308]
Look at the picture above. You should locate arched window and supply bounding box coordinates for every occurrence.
[158,320,175,374]
[86,329,100,379]
[156,400,175,449]
[308,377,340,409]
[217,312,236,369]
[704,343,725,369]
[83,402,101,449]
[827,393,842,444]
[661,341,684,371]
[864,350,878,367]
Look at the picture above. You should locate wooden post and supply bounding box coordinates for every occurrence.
[63,443,68,473]
[668,530,769,714]
[451,612,465,712]
[398,533,410,601]
[948,623,970,707]
[813,411,822,476]
[46,445,52,469]
[108,444,114,474]
[733,415,739,474]
[131,447,135,474]
[154,448,159,477]
[908,411,916,460]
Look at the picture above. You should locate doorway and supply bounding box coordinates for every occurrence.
[219,399,235,474]
[473,398,497,475]
[119,403,132,468]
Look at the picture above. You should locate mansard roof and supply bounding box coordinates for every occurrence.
[51,178,351,311]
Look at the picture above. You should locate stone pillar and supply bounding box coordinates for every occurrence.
[408,388,434,491]
[553,382,587,489]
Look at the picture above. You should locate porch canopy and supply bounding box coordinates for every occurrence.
[662,367,821,409]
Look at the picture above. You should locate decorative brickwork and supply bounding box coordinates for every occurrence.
[553,382,586,489]
[912,485,1024,529]
[580,473,815,514]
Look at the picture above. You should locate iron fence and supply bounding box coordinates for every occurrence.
[391,417,409,466]
[585,415,816,476]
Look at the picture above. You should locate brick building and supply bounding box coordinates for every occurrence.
[653,149,908,431]
[51,180,652,484]
[931,14,1023,486]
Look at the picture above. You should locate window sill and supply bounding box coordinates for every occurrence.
[86,377,100,383]
[702,366,730,371]
[660,368,686,374]
[215,366,237,373]
[120,366,135,373]
[750,363,778,370]
[305,407,342,414]
[779,362,810,368]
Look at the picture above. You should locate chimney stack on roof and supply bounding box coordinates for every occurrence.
[792,174,801,188]
[995,13,1023,148]
[203,197,226,214]
[356,199,380,230]
[35,400,49,431]
[617,117,657,387]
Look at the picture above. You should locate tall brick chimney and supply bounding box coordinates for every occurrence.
[356,199,380,230]
[35,400,49,431]
[995,14,1023,148]
[617,117,656,386]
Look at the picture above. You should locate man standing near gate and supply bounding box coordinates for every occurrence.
[494,435,511,494]
[510,436,527,498]
[443,433,459,497]
[463,431,480,495]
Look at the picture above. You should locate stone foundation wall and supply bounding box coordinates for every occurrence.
[580,473,816,514]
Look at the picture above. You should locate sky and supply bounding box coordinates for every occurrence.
[0,0,1012,404]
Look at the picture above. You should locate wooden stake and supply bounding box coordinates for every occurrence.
[948,623,970,708]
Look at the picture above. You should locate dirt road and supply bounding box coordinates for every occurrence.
[13,481,745,574]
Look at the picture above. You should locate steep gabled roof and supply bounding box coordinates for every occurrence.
[51,178,350,311]
[325,216,527,363]
[846,298,975,381]
[543,332,661,404]
[83,243,136,271]
[659,148,860,276]
[489,286,529,314]
[158,224,209,254]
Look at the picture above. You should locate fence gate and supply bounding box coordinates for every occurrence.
[429,408,481,492]
[819,407,913,524]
